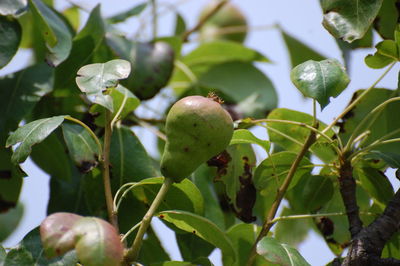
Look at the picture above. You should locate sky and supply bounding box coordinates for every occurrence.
[1,0,399,265]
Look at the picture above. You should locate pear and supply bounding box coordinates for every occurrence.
[161,96,234,182]
[199,2,248,43]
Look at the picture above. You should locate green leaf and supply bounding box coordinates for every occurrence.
[365,40,399,69]
[55,5,105,91]
[292,175,334,212]
[130,177,204,215]
[62,123,99,172]
[6,116,65,164]
[0,149,23,213]
[176,233,215,262]
[366,151,400,168]
[354,167,394,205]
[184,41,270,65]
[30,0,72,66]
[280,29,325,68]
[224,223,267,266]
[274,207,311,247]
[0,63,54,143]
[3,247,34,266]
[158,210,236,263]
[318,188,350,253]
[0,246,5,264]
[75,59,131,111]
[6,227,79,265]
[106,2,147,24]
[30,132,72,181]
[321,0,383,42]
[0,203,23,241]
[253,151,312,195]
[374,0,398,40]
[192,164,226,229]
[266,108,337,162]
[290,59,350,109]
[90,85,140,127]
[256,237,310,266]
[175,12,186,35]
[110,126,155,187]
[0,0,27,16]
[199,62,277,118]
[0,16,21,69]
[339,89,400,154]
[139,227,171,264]
[214,144,257,223]
[230,129,270,152]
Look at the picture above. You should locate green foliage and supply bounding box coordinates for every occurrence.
[290,59,350,109]
[1,1,399,265]
[320,0,383,42]
[256,237,310,266]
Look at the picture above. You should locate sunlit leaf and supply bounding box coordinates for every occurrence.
[75,59,131,111]
[321,0,383,42]
[256,237,310,265]
[290,59,350,109]
[6,116,65,164]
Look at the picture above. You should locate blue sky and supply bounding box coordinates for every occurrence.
[1,0,399,265]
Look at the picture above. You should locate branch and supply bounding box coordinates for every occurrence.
[338,155,363,237]
[181,0,228,42]
[343,187,400,265]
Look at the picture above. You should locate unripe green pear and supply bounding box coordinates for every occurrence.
[199,2,248,43]
[161,96,234,182]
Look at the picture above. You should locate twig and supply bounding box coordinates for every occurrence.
[321,62,396,136]
[103,110,119,230]
[124,177,174,263]
[246,130,316,266]
[181,0,229,41]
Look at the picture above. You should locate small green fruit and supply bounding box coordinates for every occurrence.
[124,41,175,100]
[161,96,234,182]
[199,2,248,43]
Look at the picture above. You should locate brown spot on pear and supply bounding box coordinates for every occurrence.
[161,96,234,182]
